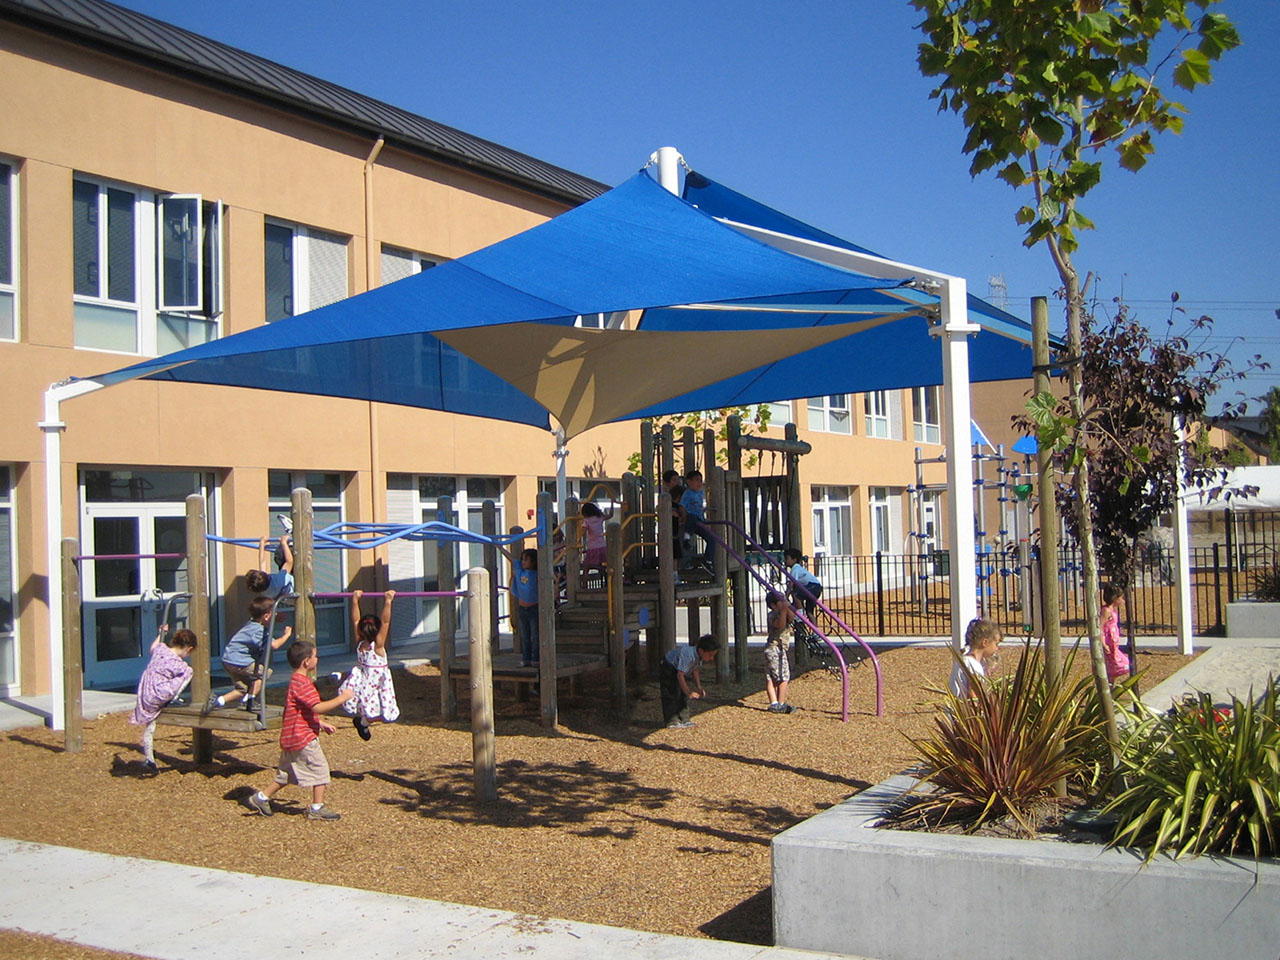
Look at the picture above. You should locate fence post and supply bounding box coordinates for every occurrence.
[1213,543,1222,632]
[875,550,885,637]
[1225,510,1235,602]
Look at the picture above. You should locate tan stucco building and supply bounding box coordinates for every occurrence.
[0,0,988,696]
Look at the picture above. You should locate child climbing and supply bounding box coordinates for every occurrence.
[246,534,294,597]
[208,596,292,712]
[783,548,823,619]
[339,589,399,740]
[580,501,608,575]
[1100,583,1130,683]
[948,617,1002,698]
[764,592,796,714]
[131,626,197,774]
[511,548,539,667]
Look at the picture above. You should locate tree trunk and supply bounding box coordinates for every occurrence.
[1062,267,1121,763]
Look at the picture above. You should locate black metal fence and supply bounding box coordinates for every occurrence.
[745,512,1280,639]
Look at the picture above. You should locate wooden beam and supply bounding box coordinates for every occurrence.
[60,539,83,753]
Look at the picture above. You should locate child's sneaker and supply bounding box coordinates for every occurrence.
[782,703,798,714]
[666,719,695,729]
[243,793,273,817]
[203,693,220,713]
[306,804,340,821]
[354,715,372,741]
[767,702,785,713]
[277,513,293,535]
[141,759,159,775]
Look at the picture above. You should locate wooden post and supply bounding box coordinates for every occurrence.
[564,496,580,605]
[661,423,676,481]
[785,423,807,667]
[185,495,213,764]
[727,415,742,475]
[436,496,458,721]
[536,491,558,730]
[59,539,83,753]
[711,465,729,683]
[657,492,676,673]
[640,421,656,566]
[467,567,497,802]
[607,521,627,712]
[482,501,500,653]
[621,472,639,574]
[729,472,750,683]
[681,426,697,475]
[291,488,315,644]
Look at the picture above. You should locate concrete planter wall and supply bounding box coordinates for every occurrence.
[1226,601,1280,638]
[773,774,1280,960]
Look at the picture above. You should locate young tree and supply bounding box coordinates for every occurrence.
[1259,384,1280,462]
[912,0,1240,754]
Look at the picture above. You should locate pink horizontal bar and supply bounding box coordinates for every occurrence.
[74,553,185,561]
[310,591,465,599]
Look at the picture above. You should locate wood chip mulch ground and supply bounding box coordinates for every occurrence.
[0,645,1192,949]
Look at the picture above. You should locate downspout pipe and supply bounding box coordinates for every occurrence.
[363,135,387,586]
[39,379,105,731]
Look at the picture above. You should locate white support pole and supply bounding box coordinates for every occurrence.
[655,147,681,195]
[1172,416,1194,654]
[39,379,105,730]
[553,428,569,524]
[935,279,980,649]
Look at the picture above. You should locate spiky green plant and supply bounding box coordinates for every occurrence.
[1104,680,1280,860]
[903,641,1103,834]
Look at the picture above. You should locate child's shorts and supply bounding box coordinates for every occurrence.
[764,642,791,683]
[274,740,330,788]
[225,662,272,692]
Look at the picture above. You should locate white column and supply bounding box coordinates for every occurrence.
[935,279,980,649]
[1172,417,1194,653]
[39,380,103,730]
[553,428,569,522]
[655,147,681,195]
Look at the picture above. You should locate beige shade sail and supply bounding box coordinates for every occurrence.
[437,317,885,439]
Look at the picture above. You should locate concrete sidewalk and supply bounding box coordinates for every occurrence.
[0,838,853,960]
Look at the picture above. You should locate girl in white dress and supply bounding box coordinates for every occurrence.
[948,617,1002,698]
[339,589,398,740]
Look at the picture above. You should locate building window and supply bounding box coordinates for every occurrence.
[810,485,852,557]
[807,395,852,435]
[72,176,222,354]
[864,391,891,438]
[264,222,348,322]
[0,467,14,690]
[380,244,441,285]
[765,400,792,429]
[869,486,905,554]
[538,478,622,520]
[0,161,16,341]
[269,471,346,650]
[912,386,941,444]
[573,311,627,329]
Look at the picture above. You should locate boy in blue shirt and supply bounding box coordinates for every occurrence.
[207,596,292,711]
[680,469,706,567]
[511,548,539,667]
[660,634,719,728]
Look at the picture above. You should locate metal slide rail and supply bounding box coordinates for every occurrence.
[699,519,884,719]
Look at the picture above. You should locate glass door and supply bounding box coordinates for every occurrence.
[81,506,189,688]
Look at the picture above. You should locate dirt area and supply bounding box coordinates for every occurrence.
[0,645,1192,949]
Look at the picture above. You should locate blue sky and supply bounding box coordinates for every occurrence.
[117,0,1280,405]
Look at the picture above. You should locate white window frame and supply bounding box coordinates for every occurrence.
[264,219,349,322]
[379,243,442,286]
[573,311,627,329]
[864,390,891,439]
[73,175,222,355]
[0,159,17,342]
[0,465,17,696]
[807,394,852,435]
[810,485,852,557]
[912,386,941,444]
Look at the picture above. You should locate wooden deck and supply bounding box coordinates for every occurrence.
[155,703,283,733]
[443,651,608,681]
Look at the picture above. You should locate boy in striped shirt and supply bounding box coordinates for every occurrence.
[243,641,354,820]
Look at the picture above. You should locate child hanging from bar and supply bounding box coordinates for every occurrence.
[338,589,399,740]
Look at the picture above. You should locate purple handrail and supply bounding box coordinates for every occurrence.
[310,590,466,599]
[73,553,185,561]
[700,519,884,719]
